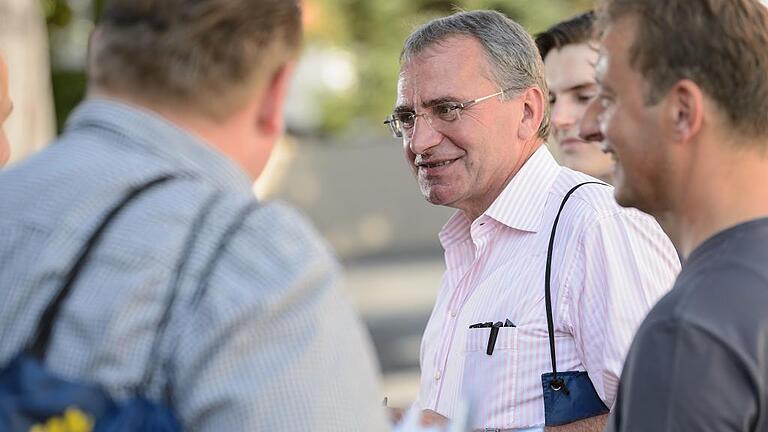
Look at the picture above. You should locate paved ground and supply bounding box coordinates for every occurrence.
[342,254,444,407]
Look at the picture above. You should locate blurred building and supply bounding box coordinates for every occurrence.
[0,0,56,164]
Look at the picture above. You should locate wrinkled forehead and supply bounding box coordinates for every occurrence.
[396,36,495,107]
[597,18,636,70]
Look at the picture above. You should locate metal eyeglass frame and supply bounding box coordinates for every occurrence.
[383,88,518,139]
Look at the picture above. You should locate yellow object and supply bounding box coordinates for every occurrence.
[28,407,94,432]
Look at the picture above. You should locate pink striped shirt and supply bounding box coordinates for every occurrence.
[414,146,680,430]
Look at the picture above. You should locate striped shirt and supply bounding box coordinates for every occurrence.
[414,146,680,430]
[0,99,388,431]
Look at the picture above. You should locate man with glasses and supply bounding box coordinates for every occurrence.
[385,10,679,431]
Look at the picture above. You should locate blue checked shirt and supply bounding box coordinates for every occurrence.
[0,99,388,431]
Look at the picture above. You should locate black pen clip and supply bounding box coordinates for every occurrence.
[469,321,493,329]
[486,321,503,355]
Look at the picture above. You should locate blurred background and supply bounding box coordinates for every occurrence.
[2,0,592,406]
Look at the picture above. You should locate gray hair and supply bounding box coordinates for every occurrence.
[400,10,550,139]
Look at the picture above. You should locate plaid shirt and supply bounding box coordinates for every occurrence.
[0,99,388,431]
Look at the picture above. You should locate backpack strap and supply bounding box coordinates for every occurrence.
[544,181,609,391]
[25,175,176,360]
[137,191,224,395]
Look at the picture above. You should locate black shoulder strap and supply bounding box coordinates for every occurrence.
[545,181,609,387]
[26,175,175,360]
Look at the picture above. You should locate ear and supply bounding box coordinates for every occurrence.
[86,27,103,78]
[666,79,704,144]
[516,86,545,142]
[257,62,296,138]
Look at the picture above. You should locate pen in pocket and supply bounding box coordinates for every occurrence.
[468,319,515,355]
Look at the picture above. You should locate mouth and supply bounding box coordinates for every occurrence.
[559,138,589,152]
[600,143,619,163]
[416,157,461,171]
[560,137,585,146]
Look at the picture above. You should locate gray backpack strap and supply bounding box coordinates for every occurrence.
[26,175,176,360]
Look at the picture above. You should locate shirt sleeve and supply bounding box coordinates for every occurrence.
[607,319,758,431]
[562,209,680,407]
[170,202,389,431]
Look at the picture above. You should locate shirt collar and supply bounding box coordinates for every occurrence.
[439,145,561,248]
[485,145,560,232]
[65,98,252,191]
[439,210,472,248]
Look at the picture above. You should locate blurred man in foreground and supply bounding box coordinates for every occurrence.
[0,1,387,430]
[0,55,12,166]
[580,0,768,430]
[536,11,614,183]
[385,10,679,431]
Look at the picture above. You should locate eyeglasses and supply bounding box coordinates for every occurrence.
[383,88,518,139]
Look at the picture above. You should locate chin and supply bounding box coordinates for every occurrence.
[563,156,592,172]
[421,185,456,207]
[614,185,653,214]
[612,176,636,209]
[424,192,451,207]
[613,191,636,209]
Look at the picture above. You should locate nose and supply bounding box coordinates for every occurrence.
[579,98,604,143]
[407,115,442,155]
[550,99,576,133]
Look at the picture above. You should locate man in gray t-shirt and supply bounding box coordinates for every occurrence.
[609,219,768,430]
[577,0,768,430]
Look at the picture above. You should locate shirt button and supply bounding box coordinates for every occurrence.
[435,371,442,381]
[450,310,457,317]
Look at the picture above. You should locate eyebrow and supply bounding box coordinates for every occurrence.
[562,82,598,93]
[393,95,462,113]
[420,96,460,108]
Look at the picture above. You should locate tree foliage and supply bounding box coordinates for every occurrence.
[306,0,592,135]
[43,0,592,135]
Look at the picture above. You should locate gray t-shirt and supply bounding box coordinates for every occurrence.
[607,218,768,432]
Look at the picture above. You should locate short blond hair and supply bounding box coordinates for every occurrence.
[90,0,302,119]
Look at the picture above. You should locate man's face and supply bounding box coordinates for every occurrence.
[0,58,12,166]
[586,17,672,213]
[396,36,529,216]
[545,42,614,182]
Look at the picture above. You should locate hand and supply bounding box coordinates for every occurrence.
[420,409,449,427]
[544,413,609,432]
[387,406,405,424]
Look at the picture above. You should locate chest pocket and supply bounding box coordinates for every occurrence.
[461,326,518,428]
